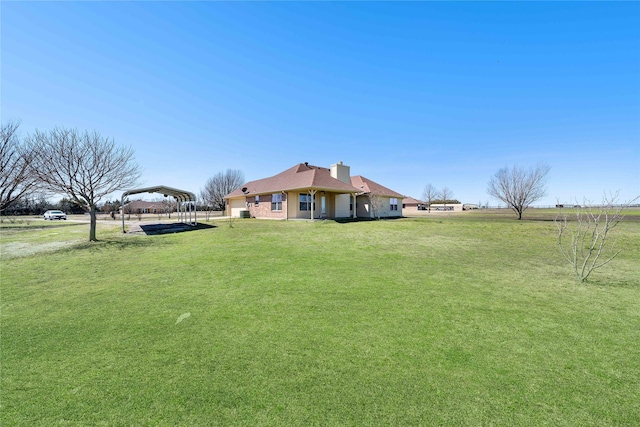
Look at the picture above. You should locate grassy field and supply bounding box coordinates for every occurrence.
[1,215,639,426]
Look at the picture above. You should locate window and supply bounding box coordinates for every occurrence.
[299,193,316,211]
[300,193,311,211]
[271,193,282,211]
[255,195,259,206]
[390,198,398,211]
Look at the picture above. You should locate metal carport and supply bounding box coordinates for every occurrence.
[121,185,197,233]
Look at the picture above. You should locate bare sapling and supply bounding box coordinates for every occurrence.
[555,192,638,282]
[369,193,385,219]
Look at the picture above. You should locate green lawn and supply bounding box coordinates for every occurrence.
[2,216,639,426]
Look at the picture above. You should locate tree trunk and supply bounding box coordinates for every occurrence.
[89,204,97,241]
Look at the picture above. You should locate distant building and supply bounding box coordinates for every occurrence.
[429,203,463,212]
[403,199,472,215]
[402,197,426,214]
[121,200,167,214]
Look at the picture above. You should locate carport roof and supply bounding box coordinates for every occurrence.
[122,185,196,201]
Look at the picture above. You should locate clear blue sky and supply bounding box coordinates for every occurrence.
[2,2,639,206]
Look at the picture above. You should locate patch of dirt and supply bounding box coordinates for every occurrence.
[1,241,75,259]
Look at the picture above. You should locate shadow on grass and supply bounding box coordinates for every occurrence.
[585,278,640,289]
[51,223,217,256]
[138,222,216,235]
[333,217,404,224]
[0,221,87,232]
[66,237,160,253]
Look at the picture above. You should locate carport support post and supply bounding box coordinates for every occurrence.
[194,199,197,225]
[121,192,127,233]
[173,197,177,219]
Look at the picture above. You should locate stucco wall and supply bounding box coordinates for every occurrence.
[288,191,353,219]
[230,191,356,219]
[357,195,401,218]
[335,194,352,218]
[229,198,247,217]
[356,196,371,218]
[290,191,319,219]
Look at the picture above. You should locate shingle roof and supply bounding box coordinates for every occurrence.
[225,163,360,198]
[351,176,405,198]
[403,197,424,205]
[225,163,405,200]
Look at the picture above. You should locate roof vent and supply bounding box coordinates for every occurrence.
[304,162,309,167]
[241,187,248,194]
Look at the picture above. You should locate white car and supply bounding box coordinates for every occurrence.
[43,210,67,220]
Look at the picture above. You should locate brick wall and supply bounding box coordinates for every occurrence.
[246,193,287,219]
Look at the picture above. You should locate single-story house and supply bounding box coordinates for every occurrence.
[402,197,426,214]
[403,199,471,215]
[429,203,464,212]
[224,162,404,220]
[121,200,168,215]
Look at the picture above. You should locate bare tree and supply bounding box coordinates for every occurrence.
[555,192,638,283]
[368,193,386,219]
[161,198,176,219]
[439,187,454,209]
[488,164,551,220]
[0,120,39,213]
[26,127,141,241]
[422,183,438,212]
[200,169,245,212]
